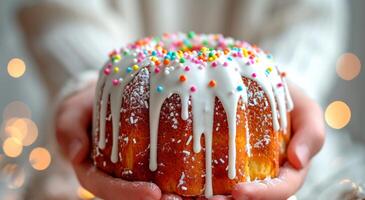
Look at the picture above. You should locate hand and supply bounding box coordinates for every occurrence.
[56,81,324,200]
[219,84,325,200]
[55,80,162,200]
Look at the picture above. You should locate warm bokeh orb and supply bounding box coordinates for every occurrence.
[7,58,26,78]
[2,137,23,158]
[2,101,31,120]
[4,118,27,142]
[325,101,351,129]
[336,53,361,80]
[4,118,38,146]
[29,147,51,171]
[77,186,95,199]
[22,119,38,146]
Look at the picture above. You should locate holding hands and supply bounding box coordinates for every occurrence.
[55,82,324,200]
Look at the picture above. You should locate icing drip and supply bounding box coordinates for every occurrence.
[93,33,293,197]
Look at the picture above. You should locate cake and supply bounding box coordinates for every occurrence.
[92,32,293,197]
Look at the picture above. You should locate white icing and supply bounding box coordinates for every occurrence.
[93,33,293,197]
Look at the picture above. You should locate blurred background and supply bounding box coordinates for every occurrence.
[0,0,364,199]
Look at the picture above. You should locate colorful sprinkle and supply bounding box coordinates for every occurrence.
[187,31,196,39]
[132,65,139,71]
[126,67,133,73]
[208,80,216,88]
[236,85,244,92]
[163,59,170,65]
[109,50,117,58]
[243,49,248,57]
[112,55,122,63]
[151,56,158,62]
[156,85,164,93]
[102,33,287,101]
[179,75,187,82]
[104,68,111,75]
[112,79,119,86]
[265,67,273,76]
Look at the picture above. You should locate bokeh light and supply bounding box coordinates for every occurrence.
[325,101,351,129]
[2,137,23,158]
[77,186,95,199]
[336,53,361,80]
[29,147,51,171]
[4,118,27,142]
[7,58,26,78]
[1,163,25,189]
[4,118,38,146]
[22,119,38,146]
[2,101,31,120]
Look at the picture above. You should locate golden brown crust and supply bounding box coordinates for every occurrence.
[93,72,291,197]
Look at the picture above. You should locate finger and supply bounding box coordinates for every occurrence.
[160,194,182,200]
[287,85,325,169]
[232,162,309,200]
[74,161,162,200]
[55,87,94,164]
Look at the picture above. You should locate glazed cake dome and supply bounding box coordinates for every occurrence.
[92,32,293,197]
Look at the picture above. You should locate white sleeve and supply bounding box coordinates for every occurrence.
[261,0,349,102]
[231,0,348,102]
[17,1,130,95]
[57,70,98,102]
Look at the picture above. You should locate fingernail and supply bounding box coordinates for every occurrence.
[296,144,309,167]
[69,139,82,162]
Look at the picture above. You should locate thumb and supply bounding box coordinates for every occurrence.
[55,87,94,163]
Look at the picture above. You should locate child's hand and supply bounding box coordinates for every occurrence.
[219,84,325,200]
[55,81,163,200]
